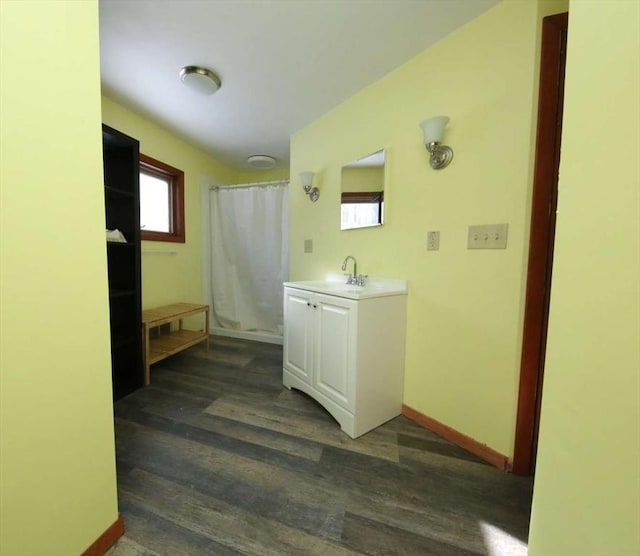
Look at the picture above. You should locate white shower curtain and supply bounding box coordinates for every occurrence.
[208,182,289,335]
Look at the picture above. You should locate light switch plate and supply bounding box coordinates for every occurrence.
[467,223,508,249]
[304,239,313,253]
[427,231,440,251]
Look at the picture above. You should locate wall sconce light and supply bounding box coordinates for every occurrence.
[300,171,319,202]
[419,116,453,170]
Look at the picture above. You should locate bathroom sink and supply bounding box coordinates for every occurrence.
[284,274,407,300]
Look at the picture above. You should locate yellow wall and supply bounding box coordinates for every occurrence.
[341,167,384,193]
[528,1,640,553]
[0,2,118,554]
[102,96,239,311]
[290,0,567,456]
[102,97,289,321]
[234,167,290,183]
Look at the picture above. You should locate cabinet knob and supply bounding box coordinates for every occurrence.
[307,302,311,307]
[313,304,318,309]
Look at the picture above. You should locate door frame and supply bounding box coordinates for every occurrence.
[512,12,568,475]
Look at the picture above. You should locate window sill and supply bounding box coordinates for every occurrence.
[141,231,185,243]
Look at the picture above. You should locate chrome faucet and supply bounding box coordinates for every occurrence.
[341,255,365,286]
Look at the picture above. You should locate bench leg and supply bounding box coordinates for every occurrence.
[142,322,150,385]
[205,307,210,351]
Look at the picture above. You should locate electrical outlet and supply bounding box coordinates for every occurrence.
[304,239,313,253]
[427,231,440,251]
[467,223,508,249]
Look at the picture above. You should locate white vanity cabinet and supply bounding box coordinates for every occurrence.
[283,280,407,438]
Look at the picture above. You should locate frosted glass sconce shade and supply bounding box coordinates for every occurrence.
[419,116,453,170]
[300,171,314,192]
[300,171,319,202]
[420,116,449,143]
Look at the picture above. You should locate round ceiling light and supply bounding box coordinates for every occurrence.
[247,155,276,169]
[179,66,221,95]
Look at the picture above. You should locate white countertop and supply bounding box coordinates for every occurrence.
[284,274,407,300]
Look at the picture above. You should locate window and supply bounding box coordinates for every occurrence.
[139,153,185,243]
[340,191,384,230]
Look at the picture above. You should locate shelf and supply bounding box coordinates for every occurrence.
[148,329,208,365]
[105,185,135,198]
[111,335,138,350]
[107,241,136,249]
[103,123,143,401]
[109,289,137,299]
[142,303,209,385]
[143,303,210,328]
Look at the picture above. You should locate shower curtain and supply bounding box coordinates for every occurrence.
[208,181,289,335]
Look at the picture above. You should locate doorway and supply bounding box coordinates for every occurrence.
[513,12,569,475]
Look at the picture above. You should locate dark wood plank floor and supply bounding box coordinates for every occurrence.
[107,336,533,556]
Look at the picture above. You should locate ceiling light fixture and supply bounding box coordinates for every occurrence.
[179,65,221,95]
[247,155,276,169]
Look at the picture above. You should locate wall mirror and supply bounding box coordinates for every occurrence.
[340,149,385,231]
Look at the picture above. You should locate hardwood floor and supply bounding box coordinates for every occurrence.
[107,336,533,556]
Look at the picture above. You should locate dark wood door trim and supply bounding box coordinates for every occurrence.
[513,12,568,475]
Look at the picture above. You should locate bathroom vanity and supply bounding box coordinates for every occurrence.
[282,276,407,438]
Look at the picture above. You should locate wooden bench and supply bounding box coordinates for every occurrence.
[142,303,209,385]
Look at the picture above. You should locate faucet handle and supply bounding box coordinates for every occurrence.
[356,274,368,286]
[344,273,353,284]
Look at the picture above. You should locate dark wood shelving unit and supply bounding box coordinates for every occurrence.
[103,124,143,400]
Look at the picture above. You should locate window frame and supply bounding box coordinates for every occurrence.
[139,153,185,243]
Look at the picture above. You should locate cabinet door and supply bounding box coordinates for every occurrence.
[313,294,357,410]
[283,288,314,384]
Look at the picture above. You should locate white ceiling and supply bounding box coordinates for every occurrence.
[99,0,499,171]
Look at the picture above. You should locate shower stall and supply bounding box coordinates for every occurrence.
[201,179,289,344]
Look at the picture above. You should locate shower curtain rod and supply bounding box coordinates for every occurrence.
[210,179,289,191]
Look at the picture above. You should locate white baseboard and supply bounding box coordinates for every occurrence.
[210,326,283,345]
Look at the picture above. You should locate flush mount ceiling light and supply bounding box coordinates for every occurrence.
[179,65,221,95]
[247,155,276,169]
